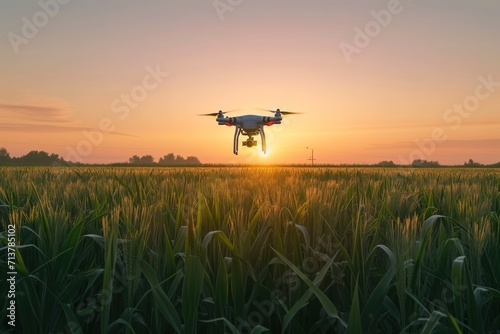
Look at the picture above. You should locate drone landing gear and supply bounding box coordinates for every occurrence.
[233,126,241,155]
[259,125,266,154]
[233,126,267,155]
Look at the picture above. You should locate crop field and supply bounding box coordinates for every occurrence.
[1,166,499,333]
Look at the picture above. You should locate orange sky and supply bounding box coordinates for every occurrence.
[1,0,499,164]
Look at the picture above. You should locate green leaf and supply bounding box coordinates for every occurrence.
[250,325,271,334]
[215,257,228,317]
[141,261,182,333]
[60,303,83,334]
[200,317,239,334]
[182,255,205,334]
[231,257,245,317]
[347,279,361,334]
[272,248,345,331]
[203,230,238,255]
[101,227,117,334]
[421,311,446,334]
[361,268,396,330]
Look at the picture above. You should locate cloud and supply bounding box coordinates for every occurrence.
[0,99,136,137]
[335,120,500,132]
[0,101,74,123]
[0,123,137,137]
[370,138,500,150]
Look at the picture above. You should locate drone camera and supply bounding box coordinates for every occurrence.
[242,139,257,147]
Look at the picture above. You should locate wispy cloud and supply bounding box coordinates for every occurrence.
[370,138,500,150]
[0,123,137,137]
[335,120,500,132]
[0,99,136,137]
[0,100,74,124]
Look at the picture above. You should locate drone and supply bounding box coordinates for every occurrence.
[199,109,301,155]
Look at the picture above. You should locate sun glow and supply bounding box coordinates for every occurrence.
[259,148,270,158]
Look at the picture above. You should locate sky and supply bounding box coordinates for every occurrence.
[1,0,499,165]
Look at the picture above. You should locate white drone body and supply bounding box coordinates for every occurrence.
[200,109,299,155]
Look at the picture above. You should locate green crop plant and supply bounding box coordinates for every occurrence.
[0,166,499,333]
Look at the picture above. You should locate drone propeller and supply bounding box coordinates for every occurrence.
[278,111,302,115]
[197,112,224,116]
[197,109,239,117]
[257,108,302,115]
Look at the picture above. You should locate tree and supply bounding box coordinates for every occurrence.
[412,159,439,167]
[128,155,141,164]
[0,147,11,164]
[464,159,483,167]
[376,160,395,167]
[158,153,202,165]
[185,156,201,165]
[128,154,155,165]
[158,153,175,165]
[13,150,63,166]
[140,155,155,165]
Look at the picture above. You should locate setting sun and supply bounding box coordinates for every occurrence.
[259,148,270,158]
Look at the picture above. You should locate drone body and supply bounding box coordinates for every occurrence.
[199,109,299,155]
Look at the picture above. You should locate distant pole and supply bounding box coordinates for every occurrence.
[306,147,316,166]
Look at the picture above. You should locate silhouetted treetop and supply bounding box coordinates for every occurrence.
[411,159,440,167]
[376,160,396,167]
[158,153,201,165]
[0,147,11,164]
[128,154,155,165]
[464,159,483,167]
[128,153,202,165]
[0,148,65,166]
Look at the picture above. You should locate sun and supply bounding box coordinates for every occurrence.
[259,148,271,158]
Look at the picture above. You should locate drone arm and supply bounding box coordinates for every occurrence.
[233,126,241,155]
[259,125,266,154]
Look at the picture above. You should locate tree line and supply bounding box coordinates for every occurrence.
[0,148,66,166]
[1,147,498,167]
[375,158,500,167]
[128,153,201,165]
[0,147,201,166]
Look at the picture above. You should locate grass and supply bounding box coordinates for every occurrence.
[1,166,499,333]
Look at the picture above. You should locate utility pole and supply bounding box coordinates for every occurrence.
[306,147,316,166]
